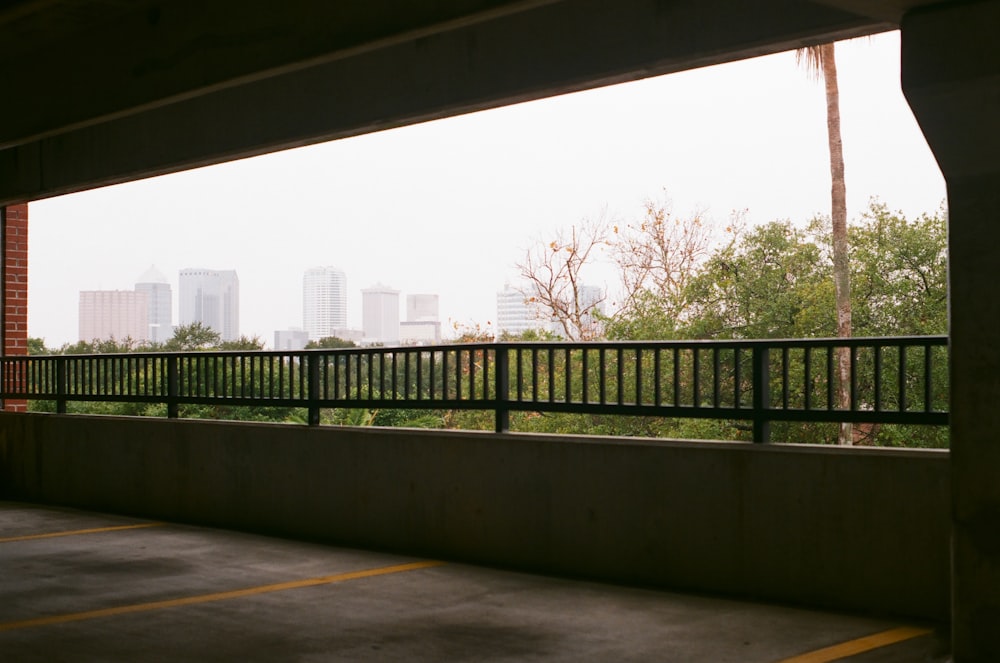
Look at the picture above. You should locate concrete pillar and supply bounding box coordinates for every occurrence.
[1,203,28,412]
[902,2,1000,660]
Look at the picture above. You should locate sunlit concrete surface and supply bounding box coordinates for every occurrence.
[0,502,947,662]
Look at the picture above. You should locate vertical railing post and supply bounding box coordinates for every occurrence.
[752,345,771,443]
[495,345,509,433]
[307,353,320,426]
[56,356,67,414]
[167,355,179,419]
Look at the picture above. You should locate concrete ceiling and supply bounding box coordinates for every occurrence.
[0,0,957,205]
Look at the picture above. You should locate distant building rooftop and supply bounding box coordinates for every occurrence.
[136,265,169,284]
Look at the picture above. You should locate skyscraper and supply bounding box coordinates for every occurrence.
[178,268,239,341]
[78,290,148,343]
[577,284,606,339]
[362,284,400,345]
[406,294,439,322]
[401,293,441,344]
[134,265,173,343]
[303,266,347,341]
[274,329,309,351]
[496,282,545,336]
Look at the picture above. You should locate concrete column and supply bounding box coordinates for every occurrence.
[1,203,28,412]
[902,2,1000,660]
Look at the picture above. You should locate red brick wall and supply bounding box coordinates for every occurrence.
[3,203,28,412]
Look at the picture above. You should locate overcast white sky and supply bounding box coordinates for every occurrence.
[28,31,945,348]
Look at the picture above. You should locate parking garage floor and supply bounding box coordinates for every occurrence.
[0,501,947,662]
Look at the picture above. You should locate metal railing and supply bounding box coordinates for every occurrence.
[0,336,948,443]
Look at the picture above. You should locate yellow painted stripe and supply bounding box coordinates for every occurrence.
[0,522,163,543]
[776,626,934,663]
[0,560,444,632]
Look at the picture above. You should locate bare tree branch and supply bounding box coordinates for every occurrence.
[611,193,743,326]
[516,217,609,340]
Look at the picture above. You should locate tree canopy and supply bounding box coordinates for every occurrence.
[305,336,357,349]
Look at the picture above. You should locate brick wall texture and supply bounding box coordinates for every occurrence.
[4,203,28,412]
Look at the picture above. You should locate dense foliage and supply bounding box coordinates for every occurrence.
[489,200,948,446]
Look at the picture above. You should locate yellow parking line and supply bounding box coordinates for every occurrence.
[0,522,164,543]
[776,626,934,662]
[0,559,445,632]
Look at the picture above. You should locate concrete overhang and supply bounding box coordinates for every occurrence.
[0,0,959,205]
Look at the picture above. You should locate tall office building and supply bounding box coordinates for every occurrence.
[362,284,400,345]
[578,284,606,339]
[134,265,173,343]
[303,266,347,341]
[78,290,148,343]
[496,282,545,336]
[406,294,439,322]
[401,293,441,344]
[178,268,239,341]
[274,329,309,351]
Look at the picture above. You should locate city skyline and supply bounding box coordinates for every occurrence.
[71,263,622,347]
[72,263,451,349]
[28,33,945,348]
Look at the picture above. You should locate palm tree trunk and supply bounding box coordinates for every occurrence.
[820,43,853,445]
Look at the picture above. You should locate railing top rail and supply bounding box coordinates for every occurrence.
[10,335,948,363]
[490,335,948,350]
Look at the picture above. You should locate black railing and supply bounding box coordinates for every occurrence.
[0,336,948,443]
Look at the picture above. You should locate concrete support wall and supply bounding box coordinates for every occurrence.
[0,413,949,620]
[902,2,1000,659]
[1,204,28,412]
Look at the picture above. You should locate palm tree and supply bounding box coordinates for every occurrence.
[799,42,852,445]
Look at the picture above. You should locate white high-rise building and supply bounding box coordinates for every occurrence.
[406,294,439,322]
[134,265,173,343]
[303,266,347,341]
[78,290,149,343]
[274,329,310,351]
[496,282,545,336]
[362,284,400,345]
[401,293,441,344]
[578,284,606,339]
[178,268,239,341]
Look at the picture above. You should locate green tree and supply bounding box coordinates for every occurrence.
[602,203,947,446]
[847,203,947,448]
[305,336,357,349]
[27,337,49,355]
[849,202,947,336]
[682,221,835,340]
[162,322,220,351]
[218,335,265,351]
[59,337,145,354]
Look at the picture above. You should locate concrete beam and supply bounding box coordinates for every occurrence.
[902,1,1000,660]
[0,0,560,150]
[0,0,884,205]
[809,0,956,24]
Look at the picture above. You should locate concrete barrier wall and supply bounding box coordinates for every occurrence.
[0,412,950,620]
